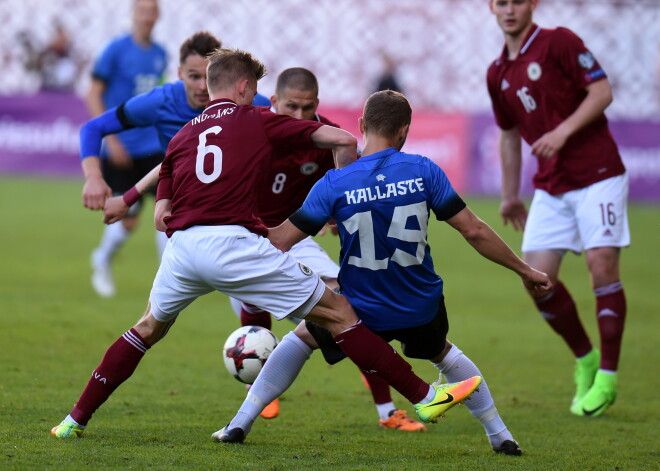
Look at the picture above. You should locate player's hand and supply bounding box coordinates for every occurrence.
[82,175,112,210]
[521,267,553,296]
[531,128,568,159]
[500,197,527,231]
[103,196,130,224]
[106,136,133,169]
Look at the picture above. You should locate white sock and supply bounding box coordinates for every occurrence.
[376,402,396,421]
[154,230,168,259]
[433,344,514,447]
[228,331,312,433]
[94,221,130,265]
[64,414,85,429]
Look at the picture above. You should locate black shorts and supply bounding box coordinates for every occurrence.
[102,153,164,196]
[307,296,450,365]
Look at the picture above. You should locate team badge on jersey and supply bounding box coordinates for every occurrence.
[501,78,510,90]
[578,51,596,69]
[298,262,313,276]
[527,62,542,81]
[376,174,386,181]
[300,162,319,175]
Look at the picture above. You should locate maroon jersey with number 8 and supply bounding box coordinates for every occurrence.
[157,99,323,237]
[487,24,625,195]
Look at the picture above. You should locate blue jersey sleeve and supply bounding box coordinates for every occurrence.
[91,39,118,82]
[426,159,466,220]
[79,109,127,160]
[252,93,271,107]
[122,87,164,127]
[289,175,334,235]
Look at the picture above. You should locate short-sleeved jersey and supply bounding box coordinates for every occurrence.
[258,113,338,227]
[157,99,324,237]
[92,34,167,158]
[122,81,202,153]
[293,147,466,331]
[487,25,625,194]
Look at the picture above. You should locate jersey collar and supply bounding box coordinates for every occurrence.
[359,147,398,161]
[499,23,541,62]
[205,99,238,113]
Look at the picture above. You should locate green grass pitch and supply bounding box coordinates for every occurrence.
[1,176,658,470]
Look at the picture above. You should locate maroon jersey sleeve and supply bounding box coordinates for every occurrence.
[487,63,516,130]
[156,144,174,201]
[258,108,324,147]
[550,27,608,89]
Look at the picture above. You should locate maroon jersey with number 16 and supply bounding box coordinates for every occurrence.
[157,99,324,237]
[487,24,625,195]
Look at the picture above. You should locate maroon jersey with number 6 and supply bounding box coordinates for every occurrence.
[487,24,625,195]
[157,99,324,237]
[257,114,338,227]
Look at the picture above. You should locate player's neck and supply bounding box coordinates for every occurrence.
[132,31,152,47]
[504,23,534,60]
[362,135,398,157]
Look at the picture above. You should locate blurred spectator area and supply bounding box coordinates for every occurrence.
[0,0,658,118]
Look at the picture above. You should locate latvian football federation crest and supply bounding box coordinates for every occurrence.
[298,262,313,276]
[527,62,542,81]
[300,162,319,175]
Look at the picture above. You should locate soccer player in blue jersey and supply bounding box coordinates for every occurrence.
[84,0,167,298]
[216,90,552,455]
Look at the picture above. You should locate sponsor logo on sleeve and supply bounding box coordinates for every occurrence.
[578,51,596,69]
[298,262,313,276]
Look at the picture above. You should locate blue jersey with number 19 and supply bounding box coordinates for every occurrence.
[296,147,465,330]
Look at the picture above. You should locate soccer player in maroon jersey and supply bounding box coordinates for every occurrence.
[51,48,482,440]
[232,67,426,430]
[487,0,629,417]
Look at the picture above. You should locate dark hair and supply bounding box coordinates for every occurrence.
[179,31,221,64]
[363,90,411,137]
[275,67,318,96]
[206,48,267,93]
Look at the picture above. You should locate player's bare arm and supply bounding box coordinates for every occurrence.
[446,206,552,295]
[154,198,171,232]
[309,125,358,169]
[531,79,613,159]
[498,127,527,231]
[81,157,112,210]
[268,219,310,253]
[103,163,163,224]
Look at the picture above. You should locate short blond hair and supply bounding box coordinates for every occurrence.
[206,48,267,94]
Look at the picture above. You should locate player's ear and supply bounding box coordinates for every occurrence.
[237,78,248,97]
[270,94,277,108]
[177,66,183,80]
[358,116,365,135]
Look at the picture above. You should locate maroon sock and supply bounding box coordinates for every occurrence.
[595,281,626,371]
[240,304,272,330]
[534,281,592,357]
[363,370,393,405]
[334,321,428,404]
[70,329,150,425]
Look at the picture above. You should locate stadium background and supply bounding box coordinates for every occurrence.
[0,0,659,200]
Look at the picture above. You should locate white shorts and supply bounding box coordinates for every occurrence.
[289,236,339,280]
[149,226,326,323]
[522,173,630,254]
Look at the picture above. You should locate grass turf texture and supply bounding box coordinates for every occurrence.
[1,176,658,470]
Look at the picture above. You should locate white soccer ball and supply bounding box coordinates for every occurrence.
[223,326,279,384]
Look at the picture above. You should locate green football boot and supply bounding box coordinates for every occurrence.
[571,370,617,417]
[571,348,600,409]
[51,420,85,438]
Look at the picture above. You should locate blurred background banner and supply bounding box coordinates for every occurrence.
[0,0,658,198]
[0,92,86,177]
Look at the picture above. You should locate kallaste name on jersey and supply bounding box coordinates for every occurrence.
[344,178,425,205]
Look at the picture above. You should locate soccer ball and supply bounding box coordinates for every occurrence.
[223,326,279,384]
